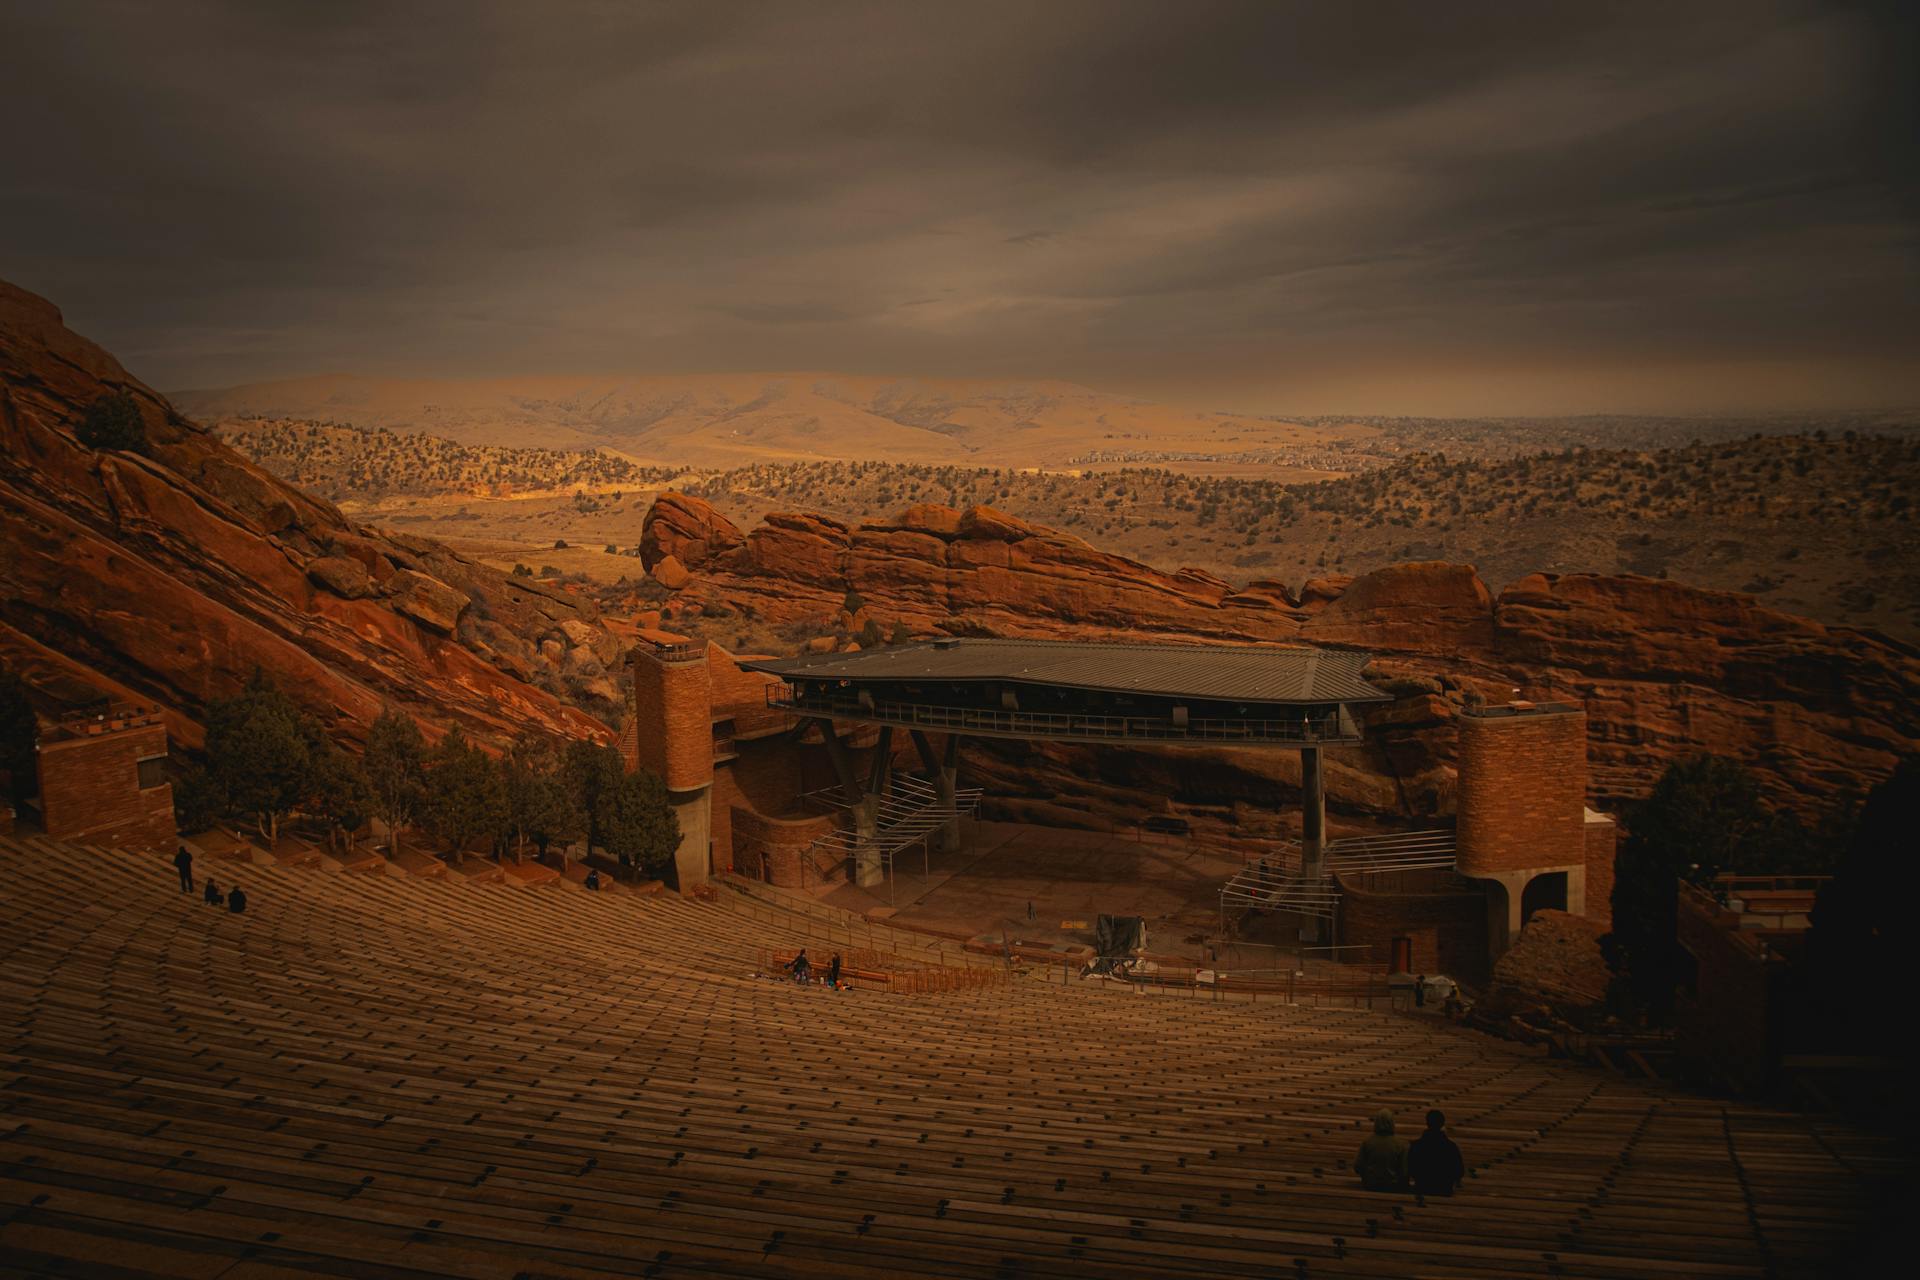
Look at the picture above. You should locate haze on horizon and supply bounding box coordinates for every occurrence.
[2,0,1915,418]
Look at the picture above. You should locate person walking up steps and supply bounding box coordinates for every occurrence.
[173,845,194,893]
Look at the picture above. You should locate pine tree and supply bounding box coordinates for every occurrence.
[601,767,681,875]
[421,729,508,864]
[504,731,584,859]
[309,739,373,853]
[204,670,315,845]
[364,709,428,855]
[76,392,148,454]
[563,740,625,853]
[1601,755,1823,1021]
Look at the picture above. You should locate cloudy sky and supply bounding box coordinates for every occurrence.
[2,0,1915,414]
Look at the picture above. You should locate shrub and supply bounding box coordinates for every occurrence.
[77,392,147,454]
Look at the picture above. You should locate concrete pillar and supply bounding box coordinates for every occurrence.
[938,734,962,855]
[1300,746,1326,868]
[912,729,963,854]
[670,787,712,891]
[1299,746,1327,943]
[821,725,882,888]
[852,794,883,889]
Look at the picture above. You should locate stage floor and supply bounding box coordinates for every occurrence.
[817,821,1285,965]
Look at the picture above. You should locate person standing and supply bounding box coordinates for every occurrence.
[173,846,194,893]
[827,953,843,990]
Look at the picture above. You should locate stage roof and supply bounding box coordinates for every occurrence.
[741,638,1389,705]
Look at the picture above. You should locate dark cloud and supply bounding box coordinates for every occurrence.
[0,0,1914,413]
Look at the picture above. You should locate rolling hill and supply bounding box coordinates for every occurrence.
[171,372,1364,473]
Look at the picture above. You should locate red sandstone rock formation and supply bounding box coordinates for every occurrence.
[648,490,1920,825]
[0,279,615,750]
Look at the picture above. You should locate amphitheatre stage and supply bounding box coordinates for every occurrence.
[815,820,1264,966]
[1,833,1905,1278]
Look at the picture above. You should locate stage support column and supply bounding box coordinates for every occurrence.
[912,729,964,854]
[822,725,884,889]
[939,734,962,854]
[1300,745,1327,944]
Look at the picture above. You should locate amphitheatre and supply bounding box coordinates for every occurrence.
[2,275,1914,1280]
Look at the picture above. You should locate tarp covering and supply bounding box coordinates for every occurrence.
[1088,914,1147,976]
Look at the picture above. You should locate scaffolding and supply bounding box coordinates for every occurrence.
[1219,829,1458,929]
[803,772,985,898]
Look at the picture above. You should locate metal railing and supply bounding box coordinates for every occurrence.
[764,685,1356,746]
[649,642,705,664]
[716,875,999,970]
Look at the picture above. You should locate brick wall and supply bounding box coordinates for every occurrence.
[630,649,713,791]
[1675,886,1777,1093]
[1336,869,1489,983]
[39,721,176,850]
[706,648,788,737]
[732,805,837,890]
[1583,809,1617,929]
[1456,706,1588,878]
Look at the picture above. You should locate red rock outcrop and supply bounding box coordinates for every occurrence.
[0,279,614,751]
[641,490,744,571]
[648,490,1920,825]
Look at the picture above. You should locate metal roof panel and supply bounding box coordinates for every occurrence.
[738,638,1389,704]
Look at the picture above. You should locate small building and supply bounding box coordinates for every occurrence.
[1328,702,1619,981]
[37,704,176,850]
[1675,875,1824,1094]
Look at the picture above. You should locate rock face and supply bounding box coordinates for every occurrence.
[641,491,743,572]
[648,490,1920,826]
[0,279,615,750]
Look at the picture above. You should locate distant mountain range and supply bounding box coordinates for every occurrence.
[170,372,1364,473]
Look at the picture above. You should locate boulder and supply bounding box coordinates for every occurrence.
[893,503,963,536]
[388,570,469,635]
[1303,562,1494,653]
[640,490,743,570]
[958,504,1040,542]
[307,555,375,600]
[651,554,691,591]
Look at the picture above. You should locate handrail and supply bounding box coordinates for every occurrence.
[764,686,1355,746]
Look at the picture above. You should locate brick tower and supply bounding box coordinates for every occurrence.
[1455,702,1591,955]
[37,705,176,850]
[630,641,714,888]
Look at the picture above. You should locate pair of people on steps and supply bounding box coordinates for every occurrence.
[1356,1109,1464,1196]
[783,950,844,989]
[174,847,245,914]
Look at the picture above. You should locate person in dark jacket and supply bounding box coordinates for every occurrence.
[174,846,194,893]
[227,886,247,915]
[827,953,843,989]
[786,949,811,983]
[1355,1109,1409,1192]
[585,868,601,891]
[1409,1109,1465,1197]
[202,878,225,907]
